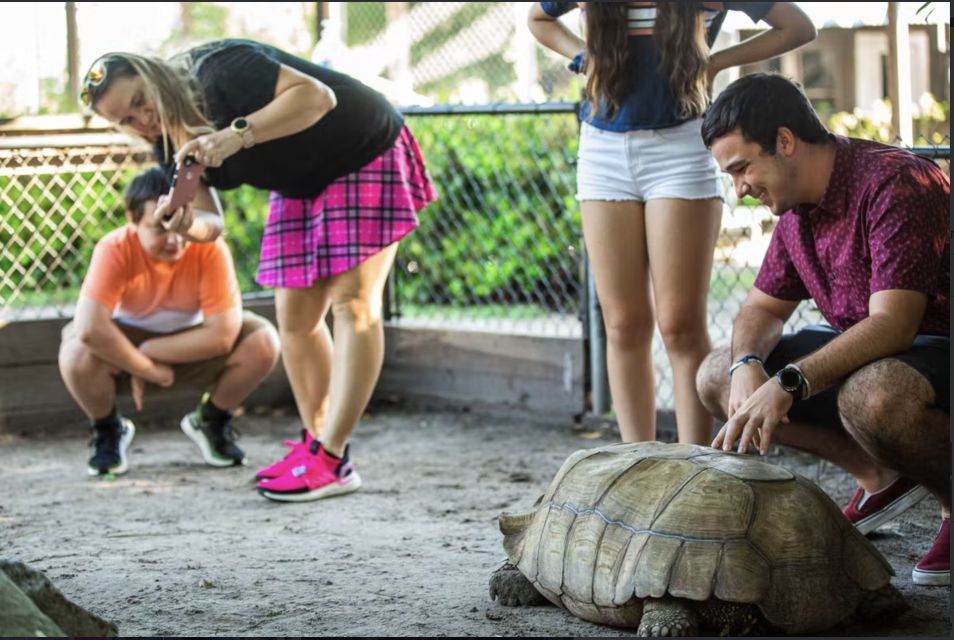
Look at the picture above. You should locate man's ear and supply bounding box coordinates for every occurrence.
[125,210,137,226]
[776,127,797,157]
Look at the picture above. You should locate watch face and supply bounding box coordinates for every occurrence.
[778,368,801,391]
[233,118,248,130]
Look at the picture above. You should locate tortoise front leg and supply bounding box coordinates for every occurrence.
[489,563,549,607]
[637,597,700,637]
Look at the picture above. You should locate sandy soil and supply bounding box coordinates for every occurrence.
[0,403,949,637]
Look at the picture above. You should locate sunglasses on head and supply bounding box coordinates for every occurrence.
[79,58,111,107]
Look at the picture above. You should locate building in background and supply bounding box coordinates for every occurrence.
[738,23,949,117]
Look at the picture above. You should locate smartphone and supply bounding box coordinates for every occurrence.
[164,156,205,220]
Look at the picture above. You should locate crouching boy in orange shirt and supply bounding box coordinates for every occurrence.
[59,167,280,476]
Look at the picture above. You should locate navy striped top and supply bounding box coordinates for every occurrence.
[540,2,775,131]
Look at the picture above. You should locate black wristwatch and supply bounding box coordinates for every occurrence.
[776,363,808,400]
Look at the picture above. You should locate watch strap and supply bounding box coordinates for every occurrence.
[787,362,811,399]
[728,354,764,377]
[230,117,254,149]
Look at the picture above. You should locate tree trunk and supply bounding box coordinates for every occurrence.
[886,2,913,145]
[65,2,79,112]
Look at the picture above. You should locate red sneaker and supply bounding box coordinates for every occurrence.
[912,518,950,586]
[842,476,929,535]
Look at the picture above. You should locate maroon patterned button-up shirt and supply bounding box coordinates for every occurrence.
[754,136,950,336]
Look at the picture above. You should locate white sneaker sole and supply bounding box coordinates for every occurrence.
[912,568,950,586]
[259,472,362,503]
[180,414,244,467]
[87,418,135,476]
[854,484,930,535]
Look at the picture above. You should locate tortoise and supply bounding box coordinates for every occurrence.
[489,441,907,636]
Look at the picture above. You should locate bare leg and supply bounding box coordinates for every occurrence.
[58,332,120,419]
[646,198,722,445]
[208,315,281,410]
[319,243,399,456]
[838,359,951,513]
[275,284,333,438]
[637,597,700,637]
[581,200,656,442]
[489,564,548,607]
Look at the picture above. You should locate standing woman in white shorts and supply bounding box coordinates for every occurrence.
[529,2,815,444]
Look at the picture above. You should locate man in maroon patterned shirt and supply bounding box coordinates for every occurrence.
[696,74,950,587]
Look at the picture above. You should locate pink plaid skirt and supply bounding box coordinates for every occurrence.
[256,125,436,288]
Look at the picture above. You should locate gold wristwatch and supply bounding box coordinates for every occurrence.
[230,117,255,149]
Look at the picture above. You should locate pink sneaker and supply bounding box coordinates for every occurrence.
[255,429,314,480]
[256,442,361,502]
[912,518,950,586]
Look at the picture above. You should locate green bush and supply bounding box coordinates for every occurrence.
[3,112,585,315]
[0,168,133,307]
[209,112,584,312]
[828,93,950,144]
[397,112,581,311]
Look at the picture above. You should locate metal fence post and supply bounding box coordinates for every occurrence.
[571,97,611,418]
[383,264,399,321]
[585,253,611,415]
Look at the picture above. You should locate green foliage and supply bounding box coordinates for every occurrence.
[189,3,229,41]
[0,168,133,307]
[828,93,950,145]
[411,3,493,66]
[397,113,582,310]
[6,113,775,316]
[709,265,757,301]
[39,78,78,115]
[216,185,271,294]
[346,3,387,46]
[161,2,229,54]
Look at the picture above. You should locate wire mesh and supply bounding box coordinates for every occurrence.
[328,2,583,104]
[0,120,948,411]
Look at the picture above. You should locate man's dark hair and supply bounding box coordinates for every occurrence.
[701,73,833,153]
[124,166,170,223]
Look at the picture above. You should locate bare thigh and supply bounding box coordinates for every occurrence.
[580,200,653,333]
[644,198,722,337]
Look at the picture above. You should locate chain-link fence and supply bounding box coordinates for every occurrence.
[0,113,949,412]
[0,138,153,320]
[322,1,584,104]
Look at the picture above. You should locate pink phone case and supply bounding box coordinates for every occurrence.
[165,157,205,219]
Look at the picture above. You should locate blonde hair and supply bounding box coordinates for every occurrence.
[84,52,214,161]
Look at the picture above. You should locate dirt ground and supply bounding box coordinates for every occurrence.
[0,402,949,637]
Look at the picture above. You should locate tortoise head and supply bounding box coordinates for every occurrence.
[499,494,543,563]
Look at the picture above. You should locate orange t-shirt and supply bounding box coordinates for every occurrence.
[80,225,241,333]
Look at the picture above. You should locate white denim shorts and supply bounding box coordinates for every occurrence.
[576,118,723,202]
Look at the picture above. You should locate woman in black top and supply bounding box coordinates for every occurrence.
[81,39,437,502]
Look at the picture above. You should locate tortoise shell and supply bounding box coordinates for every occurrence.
[499,442,894,634]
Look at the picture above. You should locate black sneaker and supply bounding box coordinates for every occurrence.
[180,395,246,467]
[87,417,136,476]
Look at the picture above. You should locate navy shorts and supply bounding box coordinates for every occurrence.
[764,325,950,428]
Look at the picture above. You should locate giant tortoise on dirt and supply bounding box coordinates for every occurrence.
[489,442,906,636]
